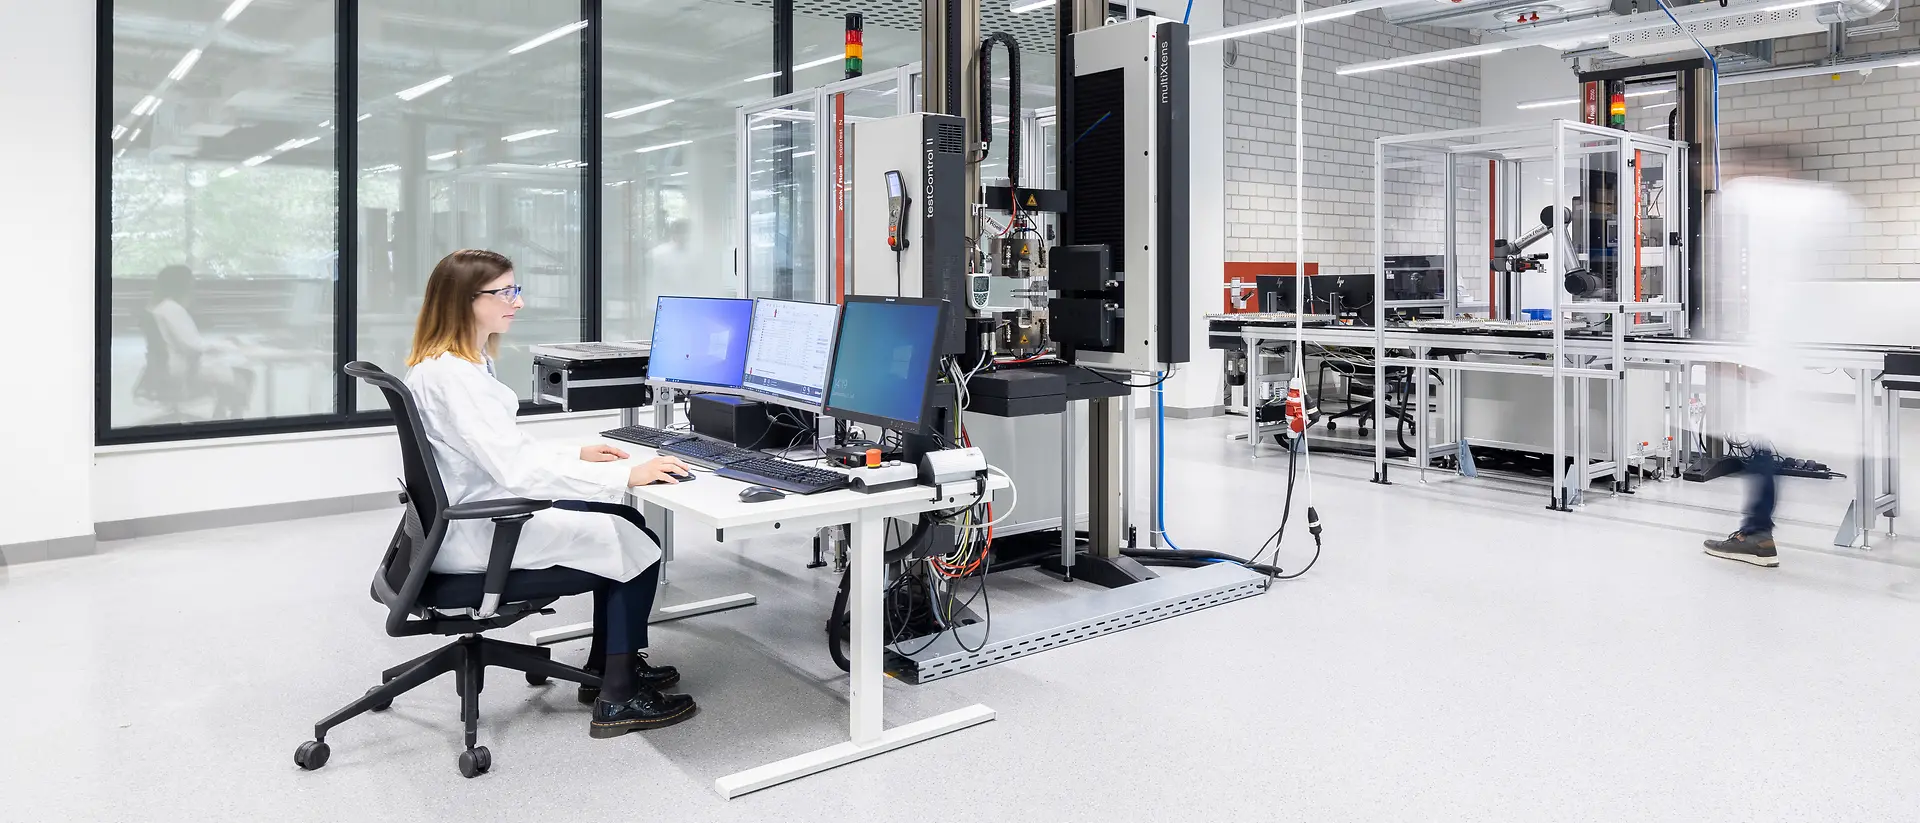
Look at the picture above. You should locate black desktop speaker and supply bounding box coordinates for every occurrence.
[687,395,807,450]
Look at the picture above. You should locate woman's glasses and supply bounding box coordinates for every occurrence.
[477,285,523,302]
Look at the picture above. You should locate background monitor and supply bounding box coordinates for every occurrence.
[822,295,946,433]
[646,296,753,388]
[742,298,840,408]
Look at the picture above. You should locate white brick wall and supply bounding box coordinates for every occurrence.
[1702,21,1920,279]
[1224,0,1481,274]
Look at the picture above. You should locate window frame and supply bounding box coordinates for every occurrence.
[93,0,793,446]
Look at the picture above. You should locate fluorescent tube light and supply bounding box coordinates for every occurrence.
[395,75,453,101]
[242,154,271,167]
[221,0,254,22]
[607,99,675,119]
[168,49,203,81]
[502,128,559,142]
[635,140,692,154]
[509,20,587,55]
[428,150,460,161]
[1337,46,1504,76]
[1011,0,1056,12]
[1515,97,1577,110]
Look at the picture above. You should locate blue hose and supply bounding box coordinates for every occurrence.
[1155,372,1184,550]
[1182,0,1193,24]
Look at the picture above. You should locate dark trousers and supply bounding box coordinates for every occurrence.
[1740,449,1778,535]
[554,500,661,655]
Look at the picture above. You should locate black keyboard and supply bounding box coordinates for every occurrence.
[661,437,759,467]
[717,457,851,495]
[600,425,694,449]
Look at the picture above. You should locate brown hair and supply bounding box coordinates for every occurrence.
[406,249,514,366]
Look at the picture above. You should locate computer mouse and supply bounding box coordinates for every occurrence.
[738,485,786,503]
[645,471,696,486]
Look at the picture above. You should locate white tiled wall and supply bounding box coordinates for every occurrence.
[1710,21,1920,279]
[1223,0,1481,272]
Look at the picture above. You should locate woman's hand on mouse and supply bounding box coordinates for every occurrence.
[580,444,629,463]
[627,455,693,486]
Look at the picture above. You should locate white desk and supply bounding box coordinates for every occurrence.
[538,441,1002,798]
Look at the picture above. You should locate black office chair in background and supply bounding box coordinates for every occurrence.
[294,362,604,778]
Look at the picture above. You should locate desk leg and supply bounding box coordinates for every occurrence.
[529,501,758,648]
[1246,336,1264,458]
[713,512,995,799]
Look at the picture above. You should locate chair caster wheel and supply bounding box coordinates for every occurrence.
[459,746,492,778]
[1326,420,1337,431]
[366,685,392,712]
[526,672,548,686]
[295,740,330,771]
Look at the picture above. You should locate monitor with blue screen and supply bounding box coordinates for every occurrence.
[647,296,754,389]
[822,295,947,433]
[742,298,840,408]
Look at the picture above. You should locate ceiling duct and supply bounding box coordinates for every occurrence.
[1606,7,1825,57]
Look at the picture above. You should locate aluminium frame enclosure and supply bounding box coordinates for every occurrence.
[1373,120,1689,509]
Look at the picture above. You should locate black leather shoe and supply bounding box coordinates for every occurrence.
[577,653,681,704]
[589,690,698,738]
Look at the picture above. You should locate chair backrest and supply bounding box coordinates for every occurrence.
[135,309,183,401]
[344,360,454,636]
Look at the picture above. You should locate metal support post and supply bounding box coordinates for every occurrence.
[1088,396,1126,559]
[1059,400,1078,572]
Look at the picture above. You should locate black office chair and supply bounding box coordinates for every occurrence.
[132,309,207,423]
[295,361,603,778]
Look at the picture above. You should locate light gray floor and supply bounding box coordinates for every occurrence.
[7,417,1920,822]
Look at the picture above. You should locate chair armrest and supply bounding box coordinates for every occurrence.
[441,498,552,618]
[443,497,552,520]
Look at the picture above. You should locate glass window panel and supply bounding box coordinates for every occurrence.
[107,0,339,430]
[356,1,586,407]
[601,0,776,342]
[744,104,821,302]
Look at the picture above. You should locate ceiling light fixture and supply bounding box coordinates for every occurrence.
[357,113,372,122]
[275,136,321,151]
[743,52,848,83]
[1337,45,1504,75]
[242,154,271,167]
[670,171,689,177]
[793,150,816,158]
[509,20,587,55]
[1011,0,1056,12]
[129,128,141,142]
[1643,101,1678,110]
[607,98,675,119]
[1191,0,1410,46]
[132,95,160,116]
[1625,89,1672,98]
[1515,97,1578,110]
[502,128,559,142]
[428,150,461,161]
[635,139,692,154]
[1762,0,1824,11]
[218,167,239,178]
[220,0,254,22]
[110,125,127,140]
[168,49,203,81]
[395,75,453,101]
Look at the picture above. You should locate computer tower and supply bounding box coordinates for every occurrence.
[687,395,806,450]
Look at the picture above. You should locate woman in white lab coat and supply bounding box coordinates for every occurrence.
[146,265,256,418]
[404,248,698,737]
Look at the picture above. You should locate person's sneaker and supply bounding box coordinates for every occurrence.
[589,690,698,739]
[577,653,680,705]
[1704,531,1779,567]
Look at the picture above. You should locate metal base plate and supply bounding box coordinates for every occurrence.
[887,562,1267,684]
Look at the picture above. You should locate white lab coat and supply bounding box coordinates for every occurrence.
[1713,177,1858,451]
[151,298,245,386]
[405,352,661,581]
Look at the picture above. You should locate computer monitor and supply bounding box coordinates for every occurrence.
[742,298,840,408]
[646,296,754,389]
[821,295,947,434]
